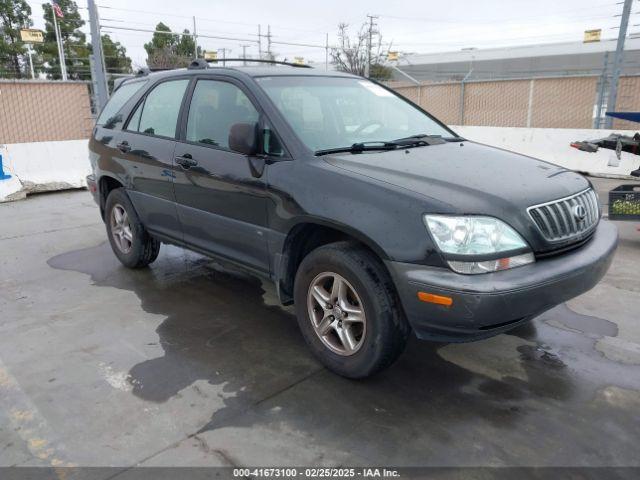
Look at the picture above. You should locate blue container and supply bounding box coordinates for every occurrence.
[0,153,12,180]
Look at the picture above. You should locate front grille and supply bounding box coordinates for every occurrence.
[527,188,600,243]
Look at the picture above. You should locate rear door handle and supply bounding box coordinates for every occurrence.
[116,141,131,153]
[175,154,198,169]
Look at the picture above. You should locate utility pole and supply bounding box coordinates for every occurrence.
[258,25,262,59]
[51,2,68,81]
[87,0,108,112]
[240,44,250,65]
[219,48,229,66]
[193,16,198,58]
[605,0,633,128]
[365,14,378,78]
[325,33,329,71]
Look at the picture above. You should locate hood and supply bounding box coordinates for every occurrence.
[323,141,590,215]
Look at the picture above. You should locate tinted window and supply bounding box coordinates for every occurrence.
[96,80,147,127]
[135,79,189,138]
[186,80,259,149]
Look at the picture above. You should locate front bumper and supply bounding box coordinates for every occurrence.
[386,220,618,342]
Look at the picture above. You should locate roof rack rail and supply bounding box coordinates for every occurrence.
[190,58,313,69]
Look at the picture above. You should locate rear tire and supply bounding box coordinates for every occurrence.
[294,241,410,379]
[105,188,160,268]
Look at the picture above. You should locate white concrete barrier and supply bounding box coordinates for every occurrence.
[452,125,639,178]
[1,126,639,203]
[0,140,90,203]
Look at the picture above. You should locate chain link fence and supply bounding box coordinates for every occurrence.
[0,80,94,144]
[386,74,640,130]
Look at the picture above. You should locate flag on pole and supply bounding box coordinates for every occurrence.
[52,0,64,18]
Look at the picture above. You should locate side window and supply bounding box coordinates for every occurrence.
[186,80,259,149]
[127,101,143,132]
[96,80,147,128]
[129,79,189,138]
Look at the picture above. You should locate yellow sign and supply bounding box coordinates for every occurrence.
[387,51,399,61]
[293,57,305,65]
[204,51,217,61]
[20,29,44,44]
[584,29,601,43]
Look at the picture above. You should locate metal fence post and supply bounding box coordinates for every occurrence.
[526,79,535,128]
[594,52,610,129]
[605,0,633,128]
[459,69,473,125]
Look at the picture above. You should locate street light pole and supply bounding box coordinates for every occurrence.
[26,43,35,79]
[87,0,109,111]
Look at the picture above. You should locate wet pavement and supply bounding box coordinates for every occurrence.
[0,177,639,470]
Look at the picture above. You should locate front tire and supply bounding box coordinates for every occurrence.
[105,188,160,268]
[294,241,410,378]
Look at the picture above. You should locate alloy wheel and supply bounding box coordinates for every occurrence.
[307,272,366,356]
[110,204,133,254]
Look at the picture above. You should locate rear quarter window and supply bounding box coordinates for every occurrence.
[96,80,148,128]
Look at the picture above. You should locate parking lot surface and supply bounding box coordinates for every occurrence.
[1,177,639,470]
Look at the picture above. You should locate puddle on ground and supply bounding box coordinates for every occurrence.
[47,243,639,448]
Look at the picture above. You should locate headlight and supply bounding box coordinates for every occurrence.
[424,215,535,274]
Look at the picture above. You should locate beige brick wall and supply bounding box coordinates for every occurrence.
[0,81,93,144]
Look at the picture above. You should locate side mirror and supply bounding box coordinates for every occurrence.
[229,122,259,156]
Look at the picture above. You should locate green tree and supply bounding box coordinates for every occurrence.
[0,0,33,78]
[38,0,90,80]
[144,23,197,69]
[100,34,131,75]
[176,29,195,57]
[143,22,177,56]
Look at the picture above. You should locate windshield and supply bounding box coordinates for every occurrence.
[255,76,452,153]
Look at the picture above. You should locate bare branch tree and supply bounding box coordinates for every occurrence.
[330,23,367,76]
[330,22,392,80]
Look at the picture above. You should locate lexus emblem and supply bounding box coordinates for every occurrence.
[573,204,587,222]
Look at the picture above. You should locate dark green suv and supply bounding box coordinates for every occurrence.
[87,60,618,378]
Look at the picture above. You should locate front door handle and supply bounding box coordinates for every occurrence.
[175,154,198,169]
[117,141,131,153]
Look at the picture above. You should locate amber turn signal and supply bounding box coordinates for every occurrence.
[417,292,453,306]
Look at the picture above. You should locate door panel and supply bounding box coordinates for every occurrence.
[173,78,270,272]
[120,133,180,238]
[121,78,190,240]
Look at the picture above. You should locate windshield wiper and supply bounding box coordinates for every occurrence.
[391,133,465,145]
[314,134,466,156]
[314,141,399,156]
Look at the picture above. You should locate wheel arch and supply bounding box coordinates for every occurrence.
[276,218,391,305]
[98,175,124,220]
